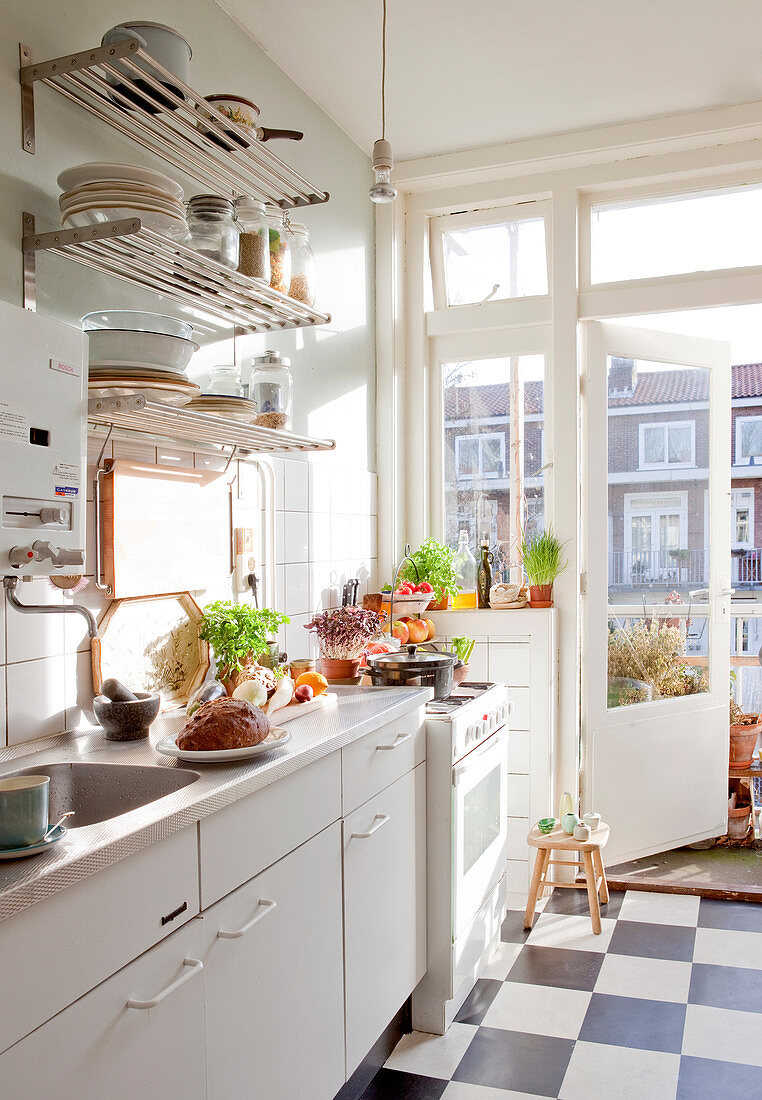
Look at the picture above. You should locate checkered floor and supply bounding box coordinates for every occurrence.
[361,888,762,1099]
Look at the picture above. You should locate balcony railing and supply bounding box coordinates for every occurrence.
[609,548,762,588]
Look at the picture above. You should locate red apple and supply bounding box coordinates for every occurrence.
[392,620,409,645]
[423,618,437,641]
[407,619,429,644]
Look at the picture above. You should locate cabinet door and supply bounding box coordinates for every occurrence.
[0,920,205,1100]
[343,763,426,1076]
[203,822,344,1100]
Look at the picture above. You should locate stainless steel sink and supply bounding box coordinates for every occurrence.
[1,762,200,828]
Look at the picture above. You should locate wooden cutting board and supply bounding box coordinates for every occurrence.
[266,692,338,725]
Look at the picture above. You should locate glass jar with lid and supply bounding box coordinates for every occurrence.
[248,351,293,430]
[286,221,316,305]
[266,212,292,294]
[235,198,270,283]
[206,364,244,397]
[186,195,239,269]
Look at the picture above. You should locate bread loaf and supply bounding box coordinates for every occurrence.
[177,697,270,752]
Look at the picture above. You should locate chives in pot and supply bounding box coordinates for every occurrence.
[520,528,568,608]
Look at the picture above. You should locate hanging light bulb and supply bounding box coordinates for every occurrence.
[369,0,397,204]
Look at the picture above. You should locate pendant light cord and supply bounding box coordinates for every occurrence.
[381,0,387,139]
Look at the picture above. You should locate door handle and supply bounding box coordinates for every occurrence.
[453,730,505,780]
[126,957,203,1010]
[376,732,413,751]
[351,813,390,839]
[217,898,278,939]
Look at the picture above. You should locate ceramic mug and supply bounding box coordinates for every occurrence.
[583,811,601,831]
[0,775,50,849]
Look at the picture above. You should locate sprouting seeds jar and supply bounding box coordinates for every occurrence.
[186,195,239,269]
[287,221,316,305]
[266,212,292,294]
[236,197,270,283]
[248,351,293,431]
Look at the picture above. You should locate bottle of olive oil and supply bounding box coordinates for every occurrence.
[477,539,493,609]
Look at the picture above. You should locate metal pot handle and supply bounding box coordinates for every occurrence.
[258,128,304,142]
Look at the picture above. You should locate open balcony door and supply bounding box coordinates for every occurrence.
[582,322,731,865]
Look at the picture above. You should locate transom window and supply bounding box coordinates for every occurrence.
[639,421,695,469]
[735,416,762,465]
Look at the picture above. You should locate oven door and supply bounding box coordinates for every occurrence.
[452,729,508,940]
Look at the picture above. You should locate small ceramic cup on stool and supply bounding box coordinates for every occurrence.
[583,811,601,832]
[0,775,50,848]
[574,822,592,842]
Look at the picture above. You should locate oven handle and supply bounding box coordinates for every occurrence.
[453,729,505,780]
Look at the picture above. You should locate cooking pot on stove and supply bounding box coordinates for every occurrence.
[362,644,457,700]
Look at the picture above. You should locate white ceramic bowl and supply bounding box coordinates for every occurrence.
[87,329,199,372]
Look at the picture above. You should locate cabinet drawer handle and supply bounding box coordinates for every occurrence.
[126,957,203,1010]
[376,732,413,751]
[217,898,278,939]
[351,813,390,839]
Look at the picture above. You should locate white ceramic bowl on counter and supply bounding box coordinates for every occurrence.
[87,329,199,373]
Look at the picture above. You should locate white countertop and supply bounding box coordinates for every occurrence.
[0,685,429,922]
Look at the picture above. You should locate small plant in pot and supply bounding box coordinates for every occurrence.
[451,636,475,684]
[305,606,383,681]
[521,528,567,607]
[199,601,290,695]
[729,692,761,768]
[398,538,461,610]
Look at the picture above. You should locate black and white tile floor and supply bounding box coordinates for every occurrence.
[361,888,762,1099]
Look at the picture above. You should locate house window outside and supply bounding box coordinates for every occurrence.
[732,489,754,547]
[455,433,505,481]
[639,421,695,469]
[735,416,762,465]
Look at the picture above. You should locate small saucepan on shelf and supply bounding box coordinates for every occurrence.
[199,95,303,149]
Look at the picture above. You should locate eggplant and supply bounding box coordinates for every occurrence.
[186,679,228,716]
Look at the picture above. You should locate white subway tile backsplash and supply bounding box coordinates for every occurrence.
[330,466,351,513]
[310,561,339,611]
[274,511,286,563]
[284,614,311,662]
[7,656,67,745]
[283,511,309,564]
[271,458,286,511]
[309,464,331,513]
[330,513,351,560]
[350,514,372,560]
[284,459,309,512]
[62,583,109,655]
[284,564,310,616]
[310,513,331,561]
[66,650,96,730]
[5,579,65,664]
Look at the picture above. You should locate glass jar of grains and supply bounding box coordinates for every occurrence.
[248,351,293,431]
[266,212,292,294]
[186,195,239,269]
[286,221,316,305]
[235,197,270,283]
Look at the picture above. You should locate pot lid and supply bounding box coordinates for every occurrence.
[366,644,455,671]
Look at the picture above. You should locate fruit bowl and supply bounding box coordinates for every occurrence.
[380,593,433,616]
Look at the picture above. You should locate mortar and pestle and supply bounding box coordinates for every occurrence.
[93,678,160,741]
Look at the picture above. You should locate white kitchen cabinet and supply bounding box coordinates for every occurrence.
[343,763,426,1076]
[341,706,425,815]
[202,822,345,1100]
[0,919,205,1100]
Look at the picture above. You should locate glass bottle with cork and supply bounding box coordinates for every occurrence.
[452,530,477,609]
[477,538,493,609]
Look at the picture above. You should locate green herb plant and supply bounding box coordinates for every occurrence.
[520,528,568,587]
[199,601,290,678]
[400,538,461,602]
[451,636,475,664]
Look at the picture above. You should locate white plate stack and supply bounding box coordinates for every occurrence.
[58,162,188,238]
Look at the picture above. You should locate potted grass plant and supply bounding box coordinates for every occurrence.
[199,601,290,694]
[521,528,568,607]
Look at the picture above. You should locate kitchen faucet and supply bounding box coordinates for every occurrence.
[3,575,98,640]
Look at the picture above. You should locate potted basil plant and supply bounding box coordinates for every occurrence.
[305,606,384,681]
[521,528,568,608]
[199,600,290,694]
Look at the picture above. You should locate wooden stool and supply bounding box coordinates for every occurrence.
[524,822,610,934]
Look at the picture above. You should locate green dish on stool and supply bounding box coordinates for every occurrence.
[538,817,556,834]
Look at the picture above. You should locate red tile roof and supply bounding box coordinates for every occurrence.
[444,364,762,418]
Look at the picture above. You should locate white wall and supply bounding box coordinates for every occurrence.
[0,0,377,746]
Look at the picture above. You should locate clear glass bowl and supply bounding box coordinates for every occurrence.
[81,311,193,339]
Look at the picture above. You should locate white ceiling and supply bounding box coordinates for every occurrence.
[216,0,762,162]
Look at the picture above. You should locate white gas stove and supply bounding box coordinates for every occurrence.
[414,681,510,1035]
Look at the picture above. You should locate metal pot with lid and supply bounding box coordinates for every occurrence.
[363,644,456,700]
[201,95,303,150]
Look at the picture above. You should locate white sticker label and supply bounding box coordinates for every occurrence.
[50,358,80,378]
[52,462,79,483]
[0,402,29,442]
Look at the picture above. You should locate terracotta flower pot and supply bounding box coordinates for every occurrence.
[319,656,362,682]
[528,583,553,608]
[426,594,450,612]
[729,717,761,768]
[453,663,471,685]
[728,801,752,840]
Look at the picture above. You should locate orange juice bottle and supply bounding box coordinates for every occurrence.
[452,530,477,609]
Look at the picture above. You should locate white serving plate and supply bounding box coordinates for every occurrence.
[267,692,337,725]
[60,189,184,212]
[0,824,67,861]
[61,180,181,200]
[156,726,291,763]
[57,162,184,200]
[186,396,259,421]
[88,377,199,405]
[89,364,190,380]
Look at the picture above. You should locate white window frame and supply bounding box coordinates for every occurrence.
[735,415,762,465]
[638,420,696,469]
[623,491,689,559]
[454,431,506,482]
